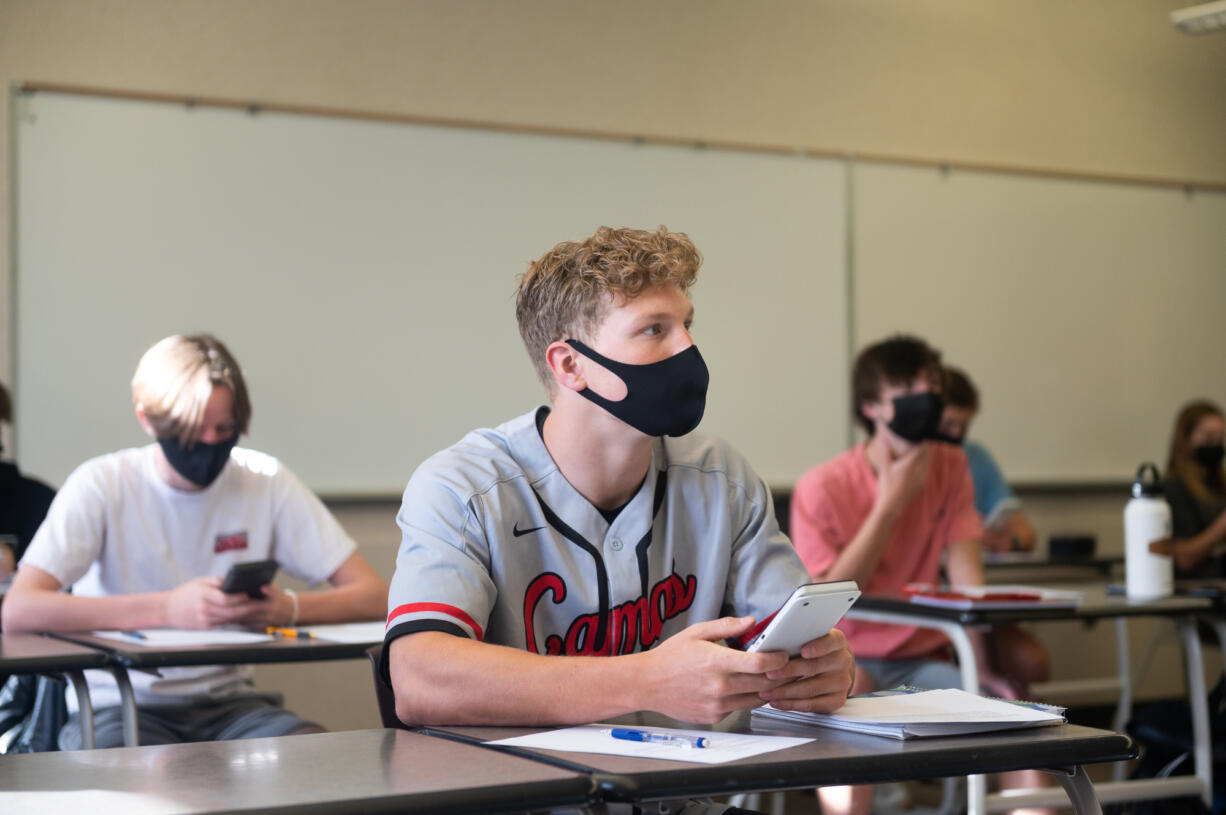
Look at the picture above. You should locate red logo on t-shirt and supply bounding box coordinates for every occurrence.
[214,532,249,554]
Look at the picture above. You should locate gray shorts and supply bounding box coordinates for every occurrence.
[855,657,963,692]
[58,694,320,750]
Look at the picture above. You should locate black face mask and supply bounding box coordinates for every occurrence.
[1194,444,1226,471]
[158,435,237,487]
[566,339,709,438]
[887,392,945,444]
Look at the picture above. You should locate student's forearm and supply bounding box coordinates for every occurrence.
[390,631,648,726]
[295,576,388,624]
[945,538,985,587]
[1172,524,1226,573]
[2,589,169,633]
[822,503,900,586]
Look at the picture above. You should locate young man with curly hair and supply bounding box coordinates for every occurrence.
[383,227,854,748]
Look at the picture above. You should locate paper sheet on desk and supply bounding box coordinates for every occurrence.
[488,723,811,764]
[300,621,385,643]
[93,629,274,646]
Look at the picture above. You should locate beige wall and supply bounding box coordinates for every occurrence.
[3,0,1224,730]
[3,0,1226,385]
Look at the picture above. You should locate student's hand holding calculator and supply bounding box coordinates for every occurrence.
[744,580,860,713]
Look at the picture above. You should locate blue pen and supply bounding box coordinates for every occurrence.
[605,728,709,749]
[119,630,148,641]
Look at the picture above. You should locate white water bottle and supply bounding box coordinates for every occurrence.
[1124,462,1173,599]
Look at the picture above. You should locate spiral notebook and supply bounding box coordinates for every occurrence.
[752,687,1065,740]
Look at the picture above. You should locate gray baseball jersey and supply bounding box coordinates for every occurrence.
[383,408,808,671]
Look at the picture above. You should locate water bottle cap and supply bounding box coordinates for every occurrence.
[1132,462,1164,498]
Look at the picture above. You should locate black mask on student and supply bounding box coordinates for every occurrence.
[1194,444,1226,471]
[566,339,709,438]
[158,434,237,487]
[887,392,945,444]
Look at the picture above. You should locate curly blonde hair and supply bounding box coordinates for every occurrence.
[515,226,701,390]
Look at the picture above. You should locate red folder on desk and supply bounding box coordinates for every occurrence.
[901,584,1082,610]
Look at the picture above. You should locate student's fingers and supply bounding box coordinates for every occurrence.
[760,670,854,710]
[230,597,276,621]
[1148,537,1174,556]
[721,689,788,713]
[765,631,853,682]
[764,649,850,683]
[720,668,797,696]
[797,628,850,662]
[718,644,791,676]
[207,590,250,609]
[764,687,851,714]
[682,615,757,644]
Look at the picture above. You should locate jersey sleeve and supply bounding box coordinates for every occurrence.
[18,461,108,589]
[789,467,846,580]
[268,464,358,586]
[722,470,809,649]
[383,459,498,667]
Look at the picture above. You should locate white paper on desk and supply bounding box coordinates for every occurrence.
[301,621,385,643]
[92,629,274,646]
[488,723,811,764]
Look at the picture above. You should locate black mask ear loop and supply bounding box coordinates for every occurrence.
[564,339,710,438]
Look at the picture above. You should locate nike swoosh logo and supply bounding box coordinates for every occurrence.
[513,522,545,538]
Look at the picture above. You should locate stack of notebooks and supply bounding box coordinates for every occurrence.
[753,687,1065,740]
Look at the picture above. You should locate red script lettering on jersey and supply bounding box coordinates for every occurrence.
[522,569,697,656]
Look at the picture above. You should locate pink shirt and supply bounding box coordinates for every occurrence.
[790,442,982,660]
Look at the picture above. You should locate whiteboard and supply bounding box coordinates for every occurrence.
[14,91,849,494]
[853,162,1226,484]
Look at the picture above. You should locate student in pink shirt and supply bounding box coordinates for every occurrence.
[792,335,1047,815]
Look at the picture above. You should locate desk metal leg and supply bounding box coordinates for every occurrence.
[1111,617,1132,782]
[1111,617,1132,733]
[64,670,94,750]
[1053,765,1104,815]
[1210,618,1226,685]
[1177,617,1212,808]
[110,666,139,747]
[942,622,987,815]
[845,610,987,815]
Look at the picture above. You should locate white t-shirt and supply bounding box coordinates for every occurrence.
[22,444,357,709]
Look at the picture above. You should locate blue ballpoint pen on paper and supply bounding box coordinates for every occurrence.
[119,630,148,641]
[605,728,710,749]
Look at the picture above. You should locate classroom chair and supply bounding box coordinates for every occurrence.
[365,644,410,731]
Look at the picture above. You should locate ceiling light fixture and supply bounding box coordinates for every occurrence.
[1171,0,1226,33]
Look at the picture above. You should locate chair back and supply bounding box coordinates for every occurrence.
[366,643,410,730]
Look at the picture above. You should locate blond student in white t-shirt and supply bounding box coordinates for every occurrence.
[1,333,387,749]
